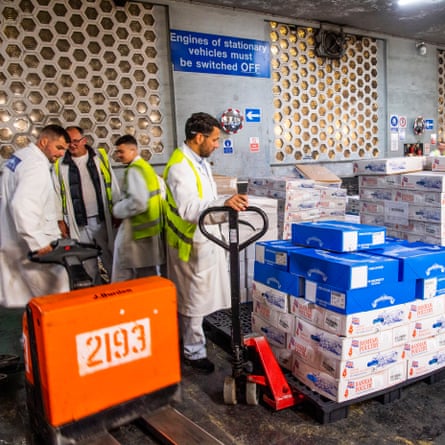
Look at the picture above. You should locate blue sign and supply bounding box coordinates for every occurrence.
[425,119,434,130]
[223,139,233,154]
[245,108,261,123]
[170,29,270,78]
[390,115,398,128]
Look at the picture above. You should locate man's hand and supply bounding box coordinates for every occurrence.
[58,220,69,238]
[36,244,53,256]
[224,193,248,211]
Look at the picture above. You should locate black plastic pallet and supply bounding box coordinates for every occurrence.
[204,303,445,424]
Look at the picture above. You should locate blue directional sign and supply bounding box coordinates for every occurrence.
[425,119,434,130]
[245,108,261,123]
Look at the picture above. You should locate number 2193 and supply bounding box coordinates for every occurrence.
[76,318,151,376]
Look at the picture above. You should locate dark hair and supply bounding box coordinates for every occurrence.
[115,134,137,146]
[185,112,221,140]
[66,125,84,136]
[40,124,71,143]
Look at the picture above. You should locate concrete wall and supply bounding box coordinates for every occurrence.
[165,1,442,179]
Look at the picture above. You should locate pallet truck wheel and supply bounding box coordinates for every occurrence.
[246,381,259,405]
[223,376,237,405]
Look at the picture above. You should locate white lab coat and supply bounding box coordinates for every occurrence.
[52,150,121,276]
[111,156,165,282]
[0,143,69,307]
[164,144,230,317]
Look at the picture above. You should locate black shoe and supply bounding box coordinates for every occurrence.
[183,357,215,374]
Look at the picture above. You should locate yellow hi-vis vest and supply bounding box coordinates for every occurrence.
[54,148,113,216]
[126,158,163,240]
[163,148,203,262]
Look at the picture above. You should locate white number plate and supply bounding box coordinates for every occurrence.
[76,318,151,376]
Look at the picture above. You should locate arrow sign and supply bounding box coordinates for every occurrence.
[245,108,261,123]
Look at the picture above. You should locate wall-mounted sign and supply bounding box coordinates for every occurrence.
[245,108,261,123]
[223,139,233,154]
[170,29,270,78]
[249,136,260,152]
[425,119,434,130]
[390,115,399,129]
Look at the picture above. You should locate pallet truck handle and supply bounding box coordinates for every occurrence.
[198,206,269,251]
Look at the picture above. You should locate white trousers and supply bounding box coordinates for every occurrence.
[178,314,207,360]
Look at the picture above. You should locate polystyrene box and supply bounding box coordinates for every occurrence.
[23,276,180,427]
[291,220,386,252]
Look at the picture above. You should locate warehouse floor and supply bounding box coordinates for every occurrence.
[2,305,445,445]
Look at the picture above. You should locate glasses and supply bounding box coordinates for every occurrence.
[70,136,86,144]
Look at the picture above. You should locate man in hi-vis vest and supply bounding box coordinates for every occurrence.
[164,112,248,374]
[53,126,120,283]
[111,135,165,282]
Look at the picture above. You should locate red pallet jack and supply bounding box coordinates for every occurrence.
[24,239,223,445]
[198,205,304,411]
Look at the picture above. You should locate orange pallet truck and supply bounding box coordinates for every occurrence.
[199,205,304,410]
[24,239,222,445]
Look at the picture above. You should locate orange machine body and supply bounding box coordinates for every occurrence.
[23,276,180,427]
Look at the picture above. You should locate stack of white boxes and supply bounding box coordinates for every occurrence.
[251,220,445,403]
[248,176,348,240]
[354,156,445,245]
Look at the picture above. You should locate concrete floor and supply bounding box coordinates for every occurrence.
[2,306,445,445]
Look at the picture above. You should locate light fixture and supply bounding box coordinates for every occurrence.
[416,42,427,56]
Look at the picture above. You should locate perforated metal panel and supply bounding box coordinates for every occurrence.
[0,0,172,166]
[439,50,445,143]
[270,22,379,163]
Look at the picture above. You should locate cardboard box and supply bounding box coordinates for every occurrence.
[409,313,445,339]
[401,171,445,192]
[251,313,288,348]
[291,220,386,252]
[395,190,445,207]
[289,247,399,290]
[295,164,342,186]
[359,175,402,189]
[407,348,445,379]
[404,335,440,358]
[255,239,304,271]
[290,317,409,360]
[253,262,303,300]
[213,174,237,195]
[289,295,410,337]
[251,280,291,313]
[353,156,423,175]
[416,276,445,299]
[270,345,294,371]
[360,188,395,202]
[407,295,445,321]
[252,294,296,334]
[292,357,407,403]
[305,278,416,314]
[368,241,445,281]
[291,335,406,380]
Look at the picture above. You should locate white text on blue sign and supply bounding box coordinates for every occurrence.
[170,30,270,78]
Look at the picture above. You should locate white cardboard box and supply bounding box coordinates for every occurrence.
[292,357,407,403]
[289,296,411,337]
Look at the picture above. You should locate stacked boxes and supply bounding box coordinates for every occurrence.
[248,176,348,240]
[252,220,445,403]
[357,161,445,245]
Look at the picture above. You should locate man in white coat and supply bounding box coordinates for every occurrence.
[0,124,71,307]
[111,134,165,282]
[53,126,120,283]
[163,112,249,374]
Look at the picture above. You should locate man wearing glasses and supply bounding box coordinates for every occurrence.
[53,126,120,284]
